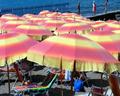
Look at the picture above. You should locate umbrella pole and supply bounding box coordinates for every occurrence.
[60,60,63,96]
[118,53,120,61]
[70,60,76,96]
[71,71,74,96]
[6,58,10,95]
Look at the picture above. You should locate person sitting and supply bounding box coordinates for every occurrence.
[74,72,85,92]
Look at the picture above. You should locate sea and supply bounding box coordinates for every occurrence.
[0,0,120,17]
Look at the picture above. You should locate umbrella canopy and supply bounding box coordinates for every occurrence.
[99,25,120,31]
[27,34,118,73]
[41,20,65,31]
[39,10,51,16]
[84,30,120,54]
[106,23,120,28]
[1,14,19,20]
[1,20,29,32]
[113,30,120,34]
[22,14,36,19]
[0,32,38,66]
[90,21,106,30]
[11,24,53,41]
[55,23,93,35]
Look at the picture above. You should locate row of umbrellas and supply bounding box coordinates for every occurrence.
[0,10,120,95]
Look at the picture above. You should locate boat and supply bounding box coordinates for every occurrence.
[0,0,79,16]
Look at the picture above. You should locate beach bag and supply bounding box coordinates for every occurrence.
[74,79,84,92]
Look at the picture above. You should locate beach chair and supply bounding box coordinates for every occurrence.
[16,59,35,82]
[88,85,108,96]
[12,72,58,96]
[109,74,120,96]
[0,65,17,84]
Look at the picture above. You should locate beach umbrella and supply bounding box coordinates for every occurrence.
[113,30,120,34]
[90,21,106,30]
[41,20,65,32]
[11,24,53,41]
[0,33,38,94]
[27,33,119,95]
[1,14,19,20]
[100,25,120,31]
[39,10,51,16]
[29,16,52,25]
[85,31,120,70]
[29,17,46,24]
[45,12,62,18]
[1,20,29,32]
[55,23,93,35]
[106,23,120,28]
[22,14,36,19]
[27,33,118,73]
[84,30,120,60]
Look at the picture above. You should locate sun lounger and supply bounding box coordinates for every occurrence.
[12,72,58,96]
[88,85,108,96]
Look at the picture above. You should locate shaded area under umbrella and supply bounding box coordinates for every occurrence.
[0,33,38,95]
[27,33,119,95]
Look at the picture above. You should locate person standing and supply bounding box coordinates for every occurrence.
[92,1,96,15]
[77,1,80,14]
[105,0,108,13]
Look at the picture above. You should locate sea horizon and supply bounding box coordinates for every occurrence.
[0,0,120,17]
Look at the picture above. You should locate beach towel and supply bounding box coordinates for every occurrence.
[65,70,71,81]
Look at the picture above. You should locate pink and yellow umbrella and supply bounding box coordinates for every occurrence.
[84,30,120,61]
[1,20,29,32]
[55,23,93,35]
[41,20,65,31]
[39,10,51,16]
[84,30,120,54]
[106,23,120,29]
[0,33,38,66]
[27,34,118,73]
[22,14,36,19]
[11,24,53,41]
[90,21,106,30]
[1,14,19,20]
[0,32,38,94]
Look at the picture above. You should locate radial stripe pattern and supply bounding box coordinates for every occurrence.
[27,34,118,73]
[0,33,38,66]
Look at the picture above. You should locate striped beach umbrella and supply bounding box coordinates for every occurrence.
[42,20,65,31]
[106,23,120,28]
[96,25,120,31]
[11,24,53,41]
[90,21,106,30]
[27,34,118,73]
[39,10,51,16]
[113,30,120,34]
[84,30,120,54]
[0,32,38,94]
[22,14,36,19]
[0,33,38,66]
[55,23,93,35]
[84,30,120,61]
[1,20,29,32]
[1,14,19,20]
